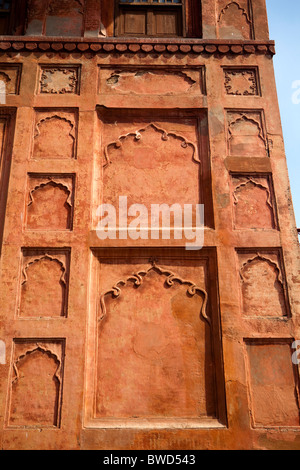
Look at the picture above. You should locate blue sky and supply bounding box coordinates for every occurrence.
[266,0,300,227]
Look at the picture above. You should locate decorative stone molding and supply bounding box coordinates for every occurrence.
[0,37,276,56]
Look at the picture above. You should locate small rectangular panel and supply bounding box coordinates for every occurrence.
[38,65,80,95]
[223,67,260,96]
[18,248,70,318]
[85,248,226,429]
[7,339,65,428]
[237,249,290,318]
[245,339,300,428]
[99,67,204,96]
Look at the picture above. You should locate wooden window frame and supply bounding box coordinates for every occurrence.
[115,0,187,38]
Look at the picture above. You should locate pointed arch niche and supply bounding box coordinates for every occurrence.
[217,1,253,39]
[18,249,70,318]
[7,339,65,428]
[97,108,214,230]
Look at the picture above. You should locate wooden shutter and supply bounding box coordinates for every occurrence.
[116,0,184,37]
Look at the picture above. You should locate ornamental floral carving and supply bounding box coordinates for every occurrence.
[103,122,199,168]
[39,67,79,94]
[224,69,258,96]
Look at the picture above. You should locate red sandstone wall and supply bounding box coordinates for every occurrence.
[0,0,299,450]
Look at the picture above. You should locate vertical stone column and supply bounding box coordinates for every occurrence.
[201,0,217,38]
[84,0,101,37]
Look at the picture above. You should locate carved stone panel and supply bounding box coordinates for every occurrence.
[245,340,300,427]
[7,339,65,428]
[231,175,277,230]
[18,248,70,318]
[224,68,259,96]
[33,109,78,159]
[99,67,204,95]
[39,66,80,94]
[85,250,224,428]
[227,111,267,157]
[26,174,75,231]
[238,250,289,318]
[218,1,252,39]
[99,111,213,229]
[0,65,22,95]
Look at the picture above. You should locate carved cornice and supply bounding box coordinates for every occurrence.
[0,36,275,56]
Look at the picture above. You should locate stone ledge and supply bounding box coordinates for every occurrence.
[0,36,276,56]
